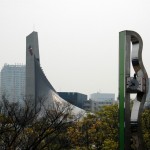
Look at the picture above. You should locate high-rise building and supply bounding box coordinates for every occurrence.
[0,64,25,103]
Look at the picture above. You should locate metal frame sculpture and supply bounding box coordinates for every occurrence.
[119,30,149,150]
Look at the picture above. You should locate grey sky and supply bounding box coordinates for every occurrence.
[0,0,150,98]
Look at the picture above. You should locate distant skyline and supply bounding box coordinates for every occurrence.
[0,0,150,98]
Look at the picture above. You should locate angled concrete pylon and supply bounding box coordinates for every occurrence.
[26,31,84,114]
[119,31,149,150]
[26,32,40,103]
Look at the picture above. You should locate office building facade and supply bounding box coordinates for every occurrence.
[58,92,87,109]
[83,99,114,112]
[0,64,25,102]
[90,92,115,102]
[84,92,115,112]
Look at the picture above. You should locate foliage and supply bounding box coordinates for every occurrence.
[3,97,150,150]
[142,108,150,149]
[102,139,118,150]
[67,104,119,150]
[0,97,76,150]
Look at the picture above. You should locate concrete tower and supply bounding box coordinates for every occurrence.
[26,31,40,101]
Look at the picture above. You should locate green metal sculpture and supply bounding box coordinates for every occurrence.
[119,31,149,150]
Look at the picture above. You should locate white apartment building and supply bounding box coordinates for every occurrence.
[83,99,115,112]
[83,92,115,112]
[0,64,25,103]
[90,92,115,102]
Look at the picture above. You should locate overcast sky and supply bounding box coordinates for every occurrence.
[0,0,150,98]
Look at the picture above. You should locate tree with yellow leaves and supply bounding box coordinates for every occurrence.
[67,104,119,150]
[142,108,150,149]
